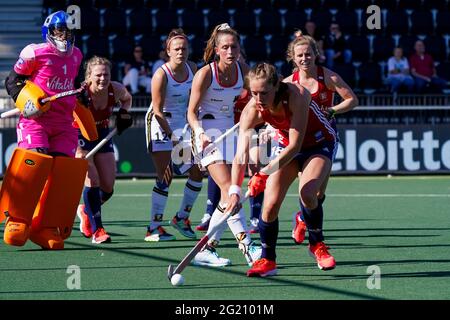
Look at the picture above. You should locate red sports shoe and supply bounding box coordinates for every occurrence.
[92,228,111,244]
[308,242,336,270]
[77,204,93,238]
[292,211,307,244]
[246,258,277,277]
[195,214,211,232]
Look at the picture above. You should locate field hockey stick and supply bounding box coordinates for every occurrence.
[1,86,85,118]
[84,128,118,160]
[168,190,250,281]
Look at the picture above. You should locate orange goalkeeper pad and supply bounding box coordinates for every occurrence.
[32,156,88,239]
[0,148,53,224]
[73,101,98,141]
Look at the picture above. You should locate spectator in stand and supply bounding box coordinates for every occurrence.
[323,23,352,69]
[386,47,414,94]
[409,40,447,93]
[303,21,326,64]
[122,45,152,95]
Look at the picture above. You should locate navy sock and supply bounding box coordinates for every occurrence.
[83,187,103,231]
[249,192,264,220]
[300,201,324,245]
[100,189,114,204]
[258,218,279,261]
[300,194,325,221]
[206,175,221,215]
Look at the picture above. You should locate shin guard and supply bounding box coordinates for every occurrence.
[31,156,88,246]
[0,148,53,246]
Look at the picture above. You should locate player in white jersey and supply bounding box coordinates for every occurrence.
[187,23,261,267]
[144,29,203,241]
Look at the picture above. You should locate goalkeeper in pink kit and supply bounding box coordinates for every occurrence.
[0,11,96,250]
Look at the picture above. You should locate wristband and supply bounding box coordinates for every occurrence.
[327,108,336,118]
[228,185,241,197]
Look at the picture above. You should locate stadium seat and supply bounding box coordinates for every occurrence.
[128,8,153,36]
[333,63,357,88]
[102,7,127,36]
[197,0,222,10]
[79,7,101,36]
[258,10,283,36]
[272,0,298,10]
[83,35,110,60]
[69,0,94,8]
[145,0,171,9]
[138,35,164,61]
[410,10,434,35]
[247,0,272,10]
[423,35,447,62]
[348,35,371,62]
[206,10,231,32]
[153,9,179,35]
[110,35,135,62]
[274,60,292,78]
[397,0,424,10]
[171,0,196,10]
[357,62,383,92]
[310,10,334,35]
[268,34,292,61]
[284,10,307,36]
[242,35,268,61]
[222,0,247,10]
[322,0,349,10]
[436,61,450,82]
[94,0,119,8]
[189,35,207,63]
[386,10,410,35]
[335,9,359,35]
[346,0,373,10]
[398,34,419,57]
[180,9,206,36]
[372,35,395,62]
[436,11,450,35]
[301,0,322,10]
[119,0,145,9]
[232,9,257,35]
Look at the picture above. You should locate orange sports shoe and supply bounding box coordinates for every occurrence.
[92,228,111,244]
[292,211,307,245]
[246,258,277,277]
[308,242,336,270]
[77,204,93,238]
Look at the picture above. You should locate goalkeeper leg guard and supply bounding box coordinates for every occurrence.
[31,156,88,249]
[0,148,53,246]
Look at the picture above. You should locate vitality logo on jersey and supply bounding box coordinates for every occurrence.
[47,76,74,91]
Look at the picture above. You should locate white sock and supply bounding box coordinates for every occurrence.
[177,179,202,219]
[207,203,228,244]
[227,207,252,246]
[150,183,168,230]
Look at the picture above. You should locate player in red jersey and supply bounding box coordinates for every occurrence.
[285,31,358,246]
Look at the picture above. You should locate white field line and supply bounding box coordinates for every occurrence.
[114,193,450,198]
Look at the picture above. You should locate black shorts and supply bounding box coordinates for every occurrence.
[78,127,114,153]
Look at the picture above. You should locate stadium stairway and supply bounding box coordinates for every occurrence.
[0,0,42,98]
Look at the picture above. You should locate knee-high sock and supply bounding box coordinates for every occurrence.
[300,194,326,221]
[207,203,228,245]
[83,186,103,231]
[259,218,279,261]
[177,179,202,219]
[150,180,169,230]
[249,192,264,220]
[300,201,324,245]
[227,207,252,245]
[100,189,114,205]
[205,175,220,216]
